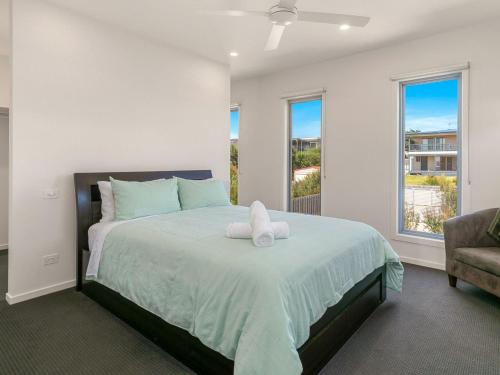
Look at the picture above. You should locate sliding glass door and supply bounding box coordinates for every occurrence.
[288,97,322,215]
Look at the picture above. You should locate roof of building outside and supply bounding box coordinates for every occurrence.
[406,129,456,137]
[291,137,321,141]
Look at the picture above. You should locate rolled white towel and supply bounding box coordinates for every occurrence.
[249,201,275,247]
[271,221,290,239]
[226,222,290,239]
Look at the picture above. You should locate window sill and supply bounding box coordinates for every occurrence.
[392,233,445,249]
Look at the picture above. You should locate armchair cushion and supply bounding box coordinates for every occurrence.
[487,209,500,243]
[454,247,500,276]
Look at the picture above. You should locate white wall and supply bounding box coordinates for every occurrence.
[232,19,500,269]
[8,0,230,303]
[0,55,9,108]
[0,115,7,249]
[0,55,10,251]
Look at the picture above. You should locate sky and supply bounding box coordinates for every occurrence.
[230,109,239,139]
[291,99,322,138]
[405,78,459,132]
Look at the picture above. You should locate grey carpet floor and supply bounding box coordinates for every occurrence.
[0,251,499,375]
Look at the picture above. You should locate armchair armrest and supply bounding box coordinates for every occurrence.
[444,208,499,257]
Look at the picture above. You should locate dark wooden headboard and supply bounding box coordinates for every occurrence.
[74,170,213,290]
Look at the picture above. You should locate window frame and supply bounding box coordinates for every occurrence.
[397,73,463,240]
[230,105,240,204]
[286,94,324,214]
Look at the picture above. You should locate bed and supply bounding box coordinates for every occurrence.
[74,170,403,375]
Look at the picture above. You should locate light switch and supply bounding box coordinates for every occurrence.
[43,188,60,199]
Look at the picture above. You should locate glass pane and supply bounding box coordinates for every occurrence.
[289,99,321,215]
[402,77,459,235]
[230,109,239,205]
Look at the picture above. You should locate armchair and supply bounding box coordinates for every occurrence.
[443,208,500,297]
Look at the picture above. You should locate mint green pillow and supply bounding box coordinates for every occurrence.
[110,177,180,220]
[177,178,230,210]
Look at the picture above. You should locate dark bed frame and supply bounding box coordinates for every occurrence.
[74,170,386,375]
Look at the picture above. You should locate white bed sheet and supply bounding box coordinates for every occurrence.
[87,220,127,278]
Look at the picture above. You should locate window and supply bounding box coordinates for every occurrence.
[435,156,441,170]
[446,157,453,171]
[288,97,322,215]
[399,75,461,238]
[230,107,239,204]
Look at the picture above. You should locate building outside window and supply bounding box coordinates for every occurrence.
[406,130,457,176]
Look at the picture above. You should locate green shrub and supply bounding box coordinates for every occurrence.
[439,180,457,219]
[230,144,238,167]
[230,144,239,204]
[423,208,445,234]
[422,175,457,187]
[404,205,420,230]
[292,171,320,198]
[425,175,458,220]
[423,175,439,186]
[230,164,238,205]
[292,148,321,170]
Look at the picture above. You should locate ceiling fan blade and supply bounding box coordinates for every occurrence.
[201,10,268,17]
[264,24,285,51]
[298,12,370,27]
[279,0,298,8]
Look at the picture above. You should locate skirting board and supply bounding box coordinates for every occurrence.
[5,279,75,305]
[400,256,445,271]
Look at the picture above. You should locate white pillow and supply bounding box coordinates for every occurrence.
[97,181,115,222]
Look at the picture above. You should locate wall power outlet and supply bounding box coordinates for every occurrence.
[43,253,60,266]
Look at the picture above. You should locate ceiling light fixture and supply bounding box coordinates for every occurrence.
[230,51,239,57]
[339,24,351,31]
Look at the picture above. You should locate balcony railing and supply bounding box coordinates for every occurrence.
[291,194,321,215]
[407,143,457,152]
[409,170,457,176]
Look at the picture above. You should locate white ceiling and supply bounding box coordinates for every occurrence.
[2,0,500,78]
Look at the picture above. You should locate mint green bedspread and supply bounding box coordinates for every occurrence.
[95,206,403,375]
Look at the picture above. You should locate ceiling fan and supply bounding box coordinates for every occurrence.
[204,0,370,51]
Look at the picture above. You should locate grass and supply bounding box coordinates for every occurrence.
[405,175,456,186]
